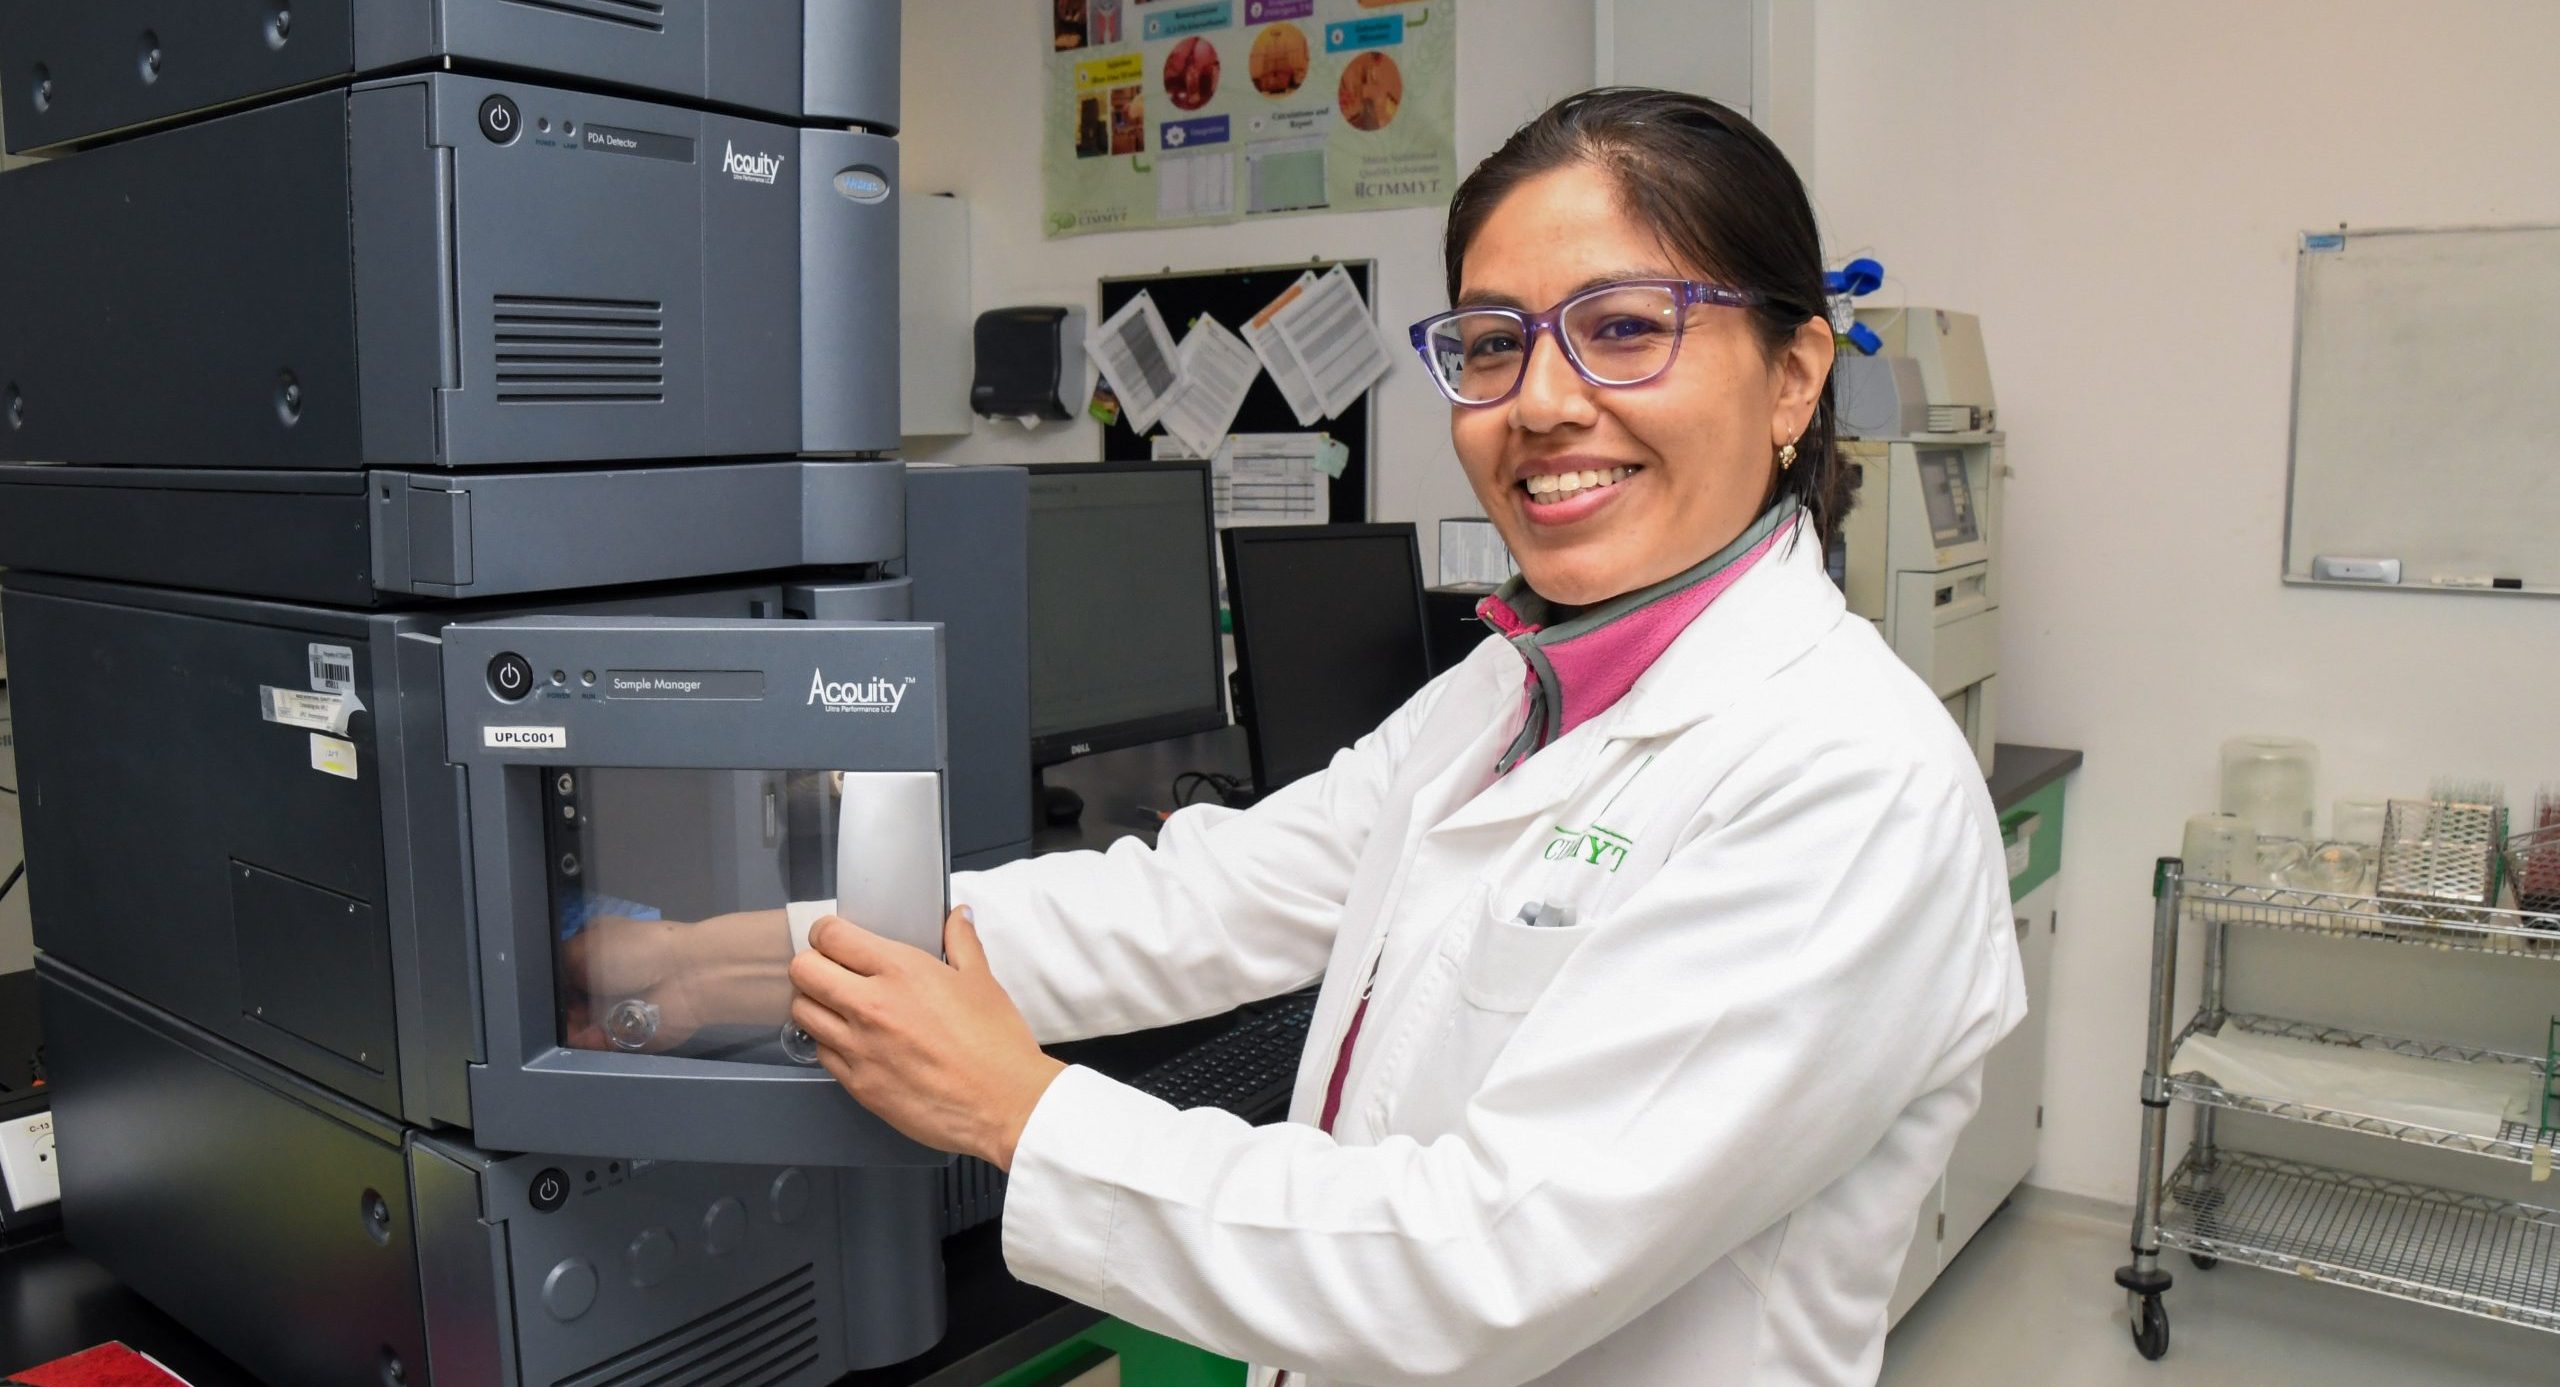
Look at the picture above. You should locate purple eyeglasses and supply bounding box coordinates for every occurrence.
[1408,278,1776,407]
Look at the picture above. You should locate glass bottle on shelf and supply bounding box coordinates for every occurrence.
[2221,735,2318,841]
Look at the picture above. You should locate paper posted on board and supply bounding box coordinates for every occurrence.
[1244,271,1327,427]
[1084,291,1184,433]
[1157,314,1262,458]
[1272,264,1392,421]
[1152,431,1329,528]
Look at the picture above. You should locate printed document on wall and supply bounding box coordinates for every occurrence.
[1085,291,1185,433]
[1245,271,1328,427]
[1158,314,1263,457]
[1152,431,1328,527]
[1272,264,1391,420]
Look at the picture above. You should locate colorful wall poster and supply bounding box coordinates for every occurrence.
[1045,0,1455,238]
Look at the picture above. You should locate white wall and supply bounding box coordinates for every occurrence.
[899,0,1596,575]
[1813,0,2560,1202]
[909,2,2560,1207]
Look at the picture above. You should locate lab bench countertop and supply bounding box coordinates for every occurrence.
[0,741,2080,1386]
[1987,744,2082,814]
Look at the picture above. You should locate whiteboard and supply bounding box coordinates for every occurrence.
[2284,224,2560,597]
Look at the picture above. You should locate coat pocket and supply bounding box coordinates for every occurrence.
[1457,905,1596,1013]
[1383,905,1596,1139]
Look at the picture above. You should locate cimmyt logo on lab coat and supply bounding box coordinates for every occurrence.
[1543,824,1632,872]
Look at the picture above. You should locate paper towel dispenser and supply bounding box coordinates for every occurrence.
[972,306,1088,424]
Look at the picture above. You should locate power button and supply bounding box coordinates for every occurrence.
[479,94,521,144]
[488,652,535,702]
[529,1166,571,1213]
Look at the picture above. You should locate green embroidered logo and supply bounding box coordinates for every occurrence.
[1539,753,1657,874]
[1543,824,1633,873]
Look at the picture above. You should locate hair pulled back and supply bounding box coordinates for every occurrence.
[1442,88,1845,549]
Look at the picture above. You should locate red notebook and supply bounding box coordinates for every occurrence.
[6,1343,193,1387]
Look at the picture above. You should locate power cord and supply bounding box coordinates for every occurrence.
[1170,770,1256,811]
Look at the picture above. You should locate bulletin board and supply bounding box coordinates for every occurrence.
[2284,224,2560,597]
[1099,259,1377,522]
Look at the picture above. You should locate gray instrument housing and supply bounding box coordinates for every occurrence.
[0,459,909,606]
[1,467,1034,1384]
[0,0,901,154]
[1,572,921,1145]
[902,464,1035,871]
[0,72,898,468]
[41,964,943,1387]
[444,616,946,1168]
[0,461,1032,860]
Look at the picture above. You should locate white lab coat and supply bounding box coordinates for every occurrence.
[955,530,2026,1387]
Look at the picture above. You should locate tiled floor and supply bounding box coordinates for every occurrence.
[1880,1192,2556,1386]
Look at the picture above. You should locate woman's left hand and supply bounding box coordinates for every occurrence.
[788,906,1066,1171]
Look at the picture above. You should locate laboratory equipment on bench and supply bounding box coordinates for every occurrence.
[0,0,903,154]
[0,72,899,470]
[0,8,1041,1380]
[1224,524,1434,794]
[11,584,968,1384]
[1837,306,1998,437]
[1834,307,2002,774]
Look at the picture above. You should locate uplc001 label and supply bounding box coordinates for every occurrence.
[484,726,569,750]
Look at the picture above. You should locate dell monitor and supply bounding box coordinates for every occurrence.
[1223,523,1435,794]
[1025,460,1228,821]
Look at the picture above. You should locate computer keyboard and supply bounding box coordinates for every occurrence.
[1127,989,1319,1118]
[939,991,1322,1238]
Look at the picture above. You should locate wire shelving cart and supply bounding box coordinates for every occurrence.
[2114,859,2560,1360]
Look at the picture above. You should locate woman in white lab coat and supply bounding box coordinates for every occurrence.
[784,89,2026,1386]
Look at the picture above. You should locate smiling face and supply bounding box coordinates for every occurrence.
[1449,163,1831,606]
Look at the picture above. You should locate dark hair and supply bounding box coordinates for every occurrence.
[1442,87,1845,549]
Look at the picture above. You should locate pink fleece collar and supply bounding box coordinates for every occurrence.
[1479,505,1798,771]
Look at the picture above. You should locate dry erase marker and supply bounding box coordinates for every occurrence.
[2430,575,2525,590]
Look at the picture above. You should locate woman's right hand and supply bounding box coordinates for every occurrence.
[557,910,796,1053]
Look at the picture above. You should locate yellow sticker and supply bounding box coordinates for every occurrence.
[310,733,359,781]
[2534,1142,2552,1183]
[1075,53,1145,90]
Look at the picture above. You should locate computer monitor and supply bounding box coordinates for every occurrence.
[1223,523,1434,794]
[1024,461,1228,811]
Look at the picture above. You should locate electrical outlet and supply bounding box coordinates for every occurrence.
[0,1109,58,1211]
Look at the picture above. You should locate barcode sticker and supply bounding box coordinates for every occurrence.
[309,643,356,695]
[261,686,345,733]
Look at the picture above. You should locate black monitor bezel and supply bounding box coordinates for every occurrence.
[1024,459,1231,768]
[1221,521,1432,795]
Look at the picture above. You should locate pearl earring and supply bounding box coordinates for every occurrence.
[1777,443,1798,471]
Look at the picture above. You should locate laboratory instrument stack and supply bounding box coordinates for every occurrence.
[0,6,1030,1384]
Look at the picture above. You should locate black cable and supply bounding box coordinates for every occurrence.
[1170,770,1253,810]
